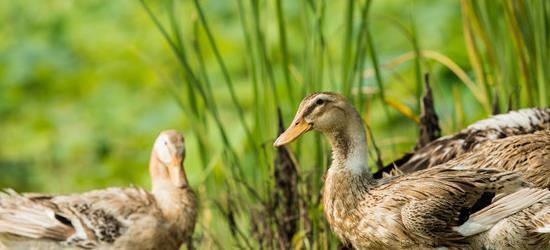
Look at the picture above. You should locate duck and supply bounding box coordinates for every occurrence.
[274,92,549,249]
[0,130,197,250]
[375,107,550,181]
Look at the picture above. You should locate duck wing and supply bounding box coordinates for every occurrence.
[446,130,550,189]
[0,187,159,248]
[377,108,550,177]
[372,166,531,246]
[454,188,550,236]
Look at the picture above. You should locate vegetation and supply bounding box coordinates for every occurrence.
[0,0,547,249]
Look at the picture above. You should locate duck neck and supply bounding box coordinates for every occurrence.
[325,112,371,177]
[322,112,375,238]
[150,155,197,228]
[159,187,195,216]
[152,179,197,239]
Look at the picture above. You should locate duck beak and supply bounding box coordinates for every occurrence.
[168,158,188,188]
[274,118,312,147]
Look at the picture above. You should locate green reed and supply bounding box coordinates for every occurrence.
[140,0,546,248]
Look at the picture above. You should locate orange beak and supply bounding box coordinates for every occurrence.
[273,118,312,147]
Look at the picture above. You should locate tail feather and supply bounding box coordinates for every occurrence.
[0,190,74,240]
[453,188,550,236]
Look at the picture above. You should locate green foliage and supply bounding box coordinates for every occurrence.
[462,0,550,110]
[0,0,547,249]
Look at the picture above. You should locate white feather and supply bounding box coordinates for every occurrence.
[536,224,550,233]
[467,108,546,130]
[453,188,550,236]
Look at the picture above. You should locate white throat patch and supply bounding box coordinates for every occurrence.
[154,134,184,164]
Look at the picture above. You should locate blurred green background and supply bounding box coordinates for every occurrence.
[0,0,547,249]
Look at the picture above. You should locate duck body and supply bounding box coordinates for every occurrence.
[445,130,550,189]
[378,108,550,181]
[275,92,550,249]
[0,130,197,249]
[1,187,196,249]
[324,166,550,249]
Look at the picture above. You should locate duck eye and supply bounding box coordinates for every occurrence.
[315,99,324,105]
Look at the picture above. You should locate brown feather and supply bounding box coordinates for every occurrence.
[379,108,550,179]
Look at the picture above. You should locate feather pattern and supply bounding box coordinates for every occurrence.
[377,108,550,180]
[445,130,550,189]
[466,189,550,249]
[0,130,197,249]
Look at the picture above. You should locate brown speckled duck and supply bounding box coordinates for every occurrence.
[0,130,197,249]
[376,107,550,186]
[274,92,550,249]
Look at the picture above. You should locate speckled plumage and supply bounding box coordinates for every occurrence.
[0,130,197,250]
[466,190,550,249]
[275,92,550,249]
[444,130,550,189]
[378,108,550,181]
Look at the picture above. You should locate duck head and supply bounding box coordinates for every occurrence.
[150,130,188,188]
[274,92,354,146]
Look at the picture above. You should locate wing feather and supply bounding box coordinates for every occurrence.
[378,108,550,178]
[373,166,525,244]
[0,190,75,241]
[454,188,550,236]
[0,187,159,247]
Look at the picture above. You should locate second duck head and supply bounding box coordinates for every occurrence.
[150,130,189,189]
